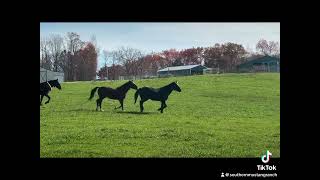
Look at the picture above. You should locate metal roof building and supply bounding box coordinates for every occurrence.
[158,64,208,77]
[40,67,64,83]
[237,56,280,72]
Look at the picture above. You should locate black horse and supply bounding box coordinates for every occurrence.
[40,79,62,105]
[134,81,181,113]
[89,80,138,111]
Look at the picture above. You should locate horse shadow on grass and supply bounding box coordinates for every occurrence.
[67,109,156,115]
[116,111,156,115]
[68,109,97,112]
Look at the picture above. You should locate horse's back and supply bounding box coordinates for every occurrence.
[98,87,122,99]
[139,87,157,93]
[139,87,161,100]
[99,87,114,91]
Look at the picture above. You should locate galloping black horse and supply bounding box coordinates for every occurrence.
[134,81,181,113]
[40,79,62,105]
[89,80,138,111]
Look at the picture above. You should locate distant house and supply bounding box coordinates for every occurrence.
[157,64,208,77]
[40,67,64,83]
[237,56,280,72]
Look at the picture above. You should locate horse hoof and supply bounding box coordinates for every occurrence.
[101,109,104,112]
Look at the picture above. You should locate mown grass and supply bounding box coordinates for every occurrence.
[40,73,280,158]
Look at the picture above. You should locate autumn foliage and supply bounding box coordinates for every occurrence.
[40,32,98,81]
[40,33,279,81]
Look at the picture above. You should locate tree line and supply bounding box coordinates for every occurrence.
[40,32,98,81]
[40,32,279,81]
[98,39,280,80]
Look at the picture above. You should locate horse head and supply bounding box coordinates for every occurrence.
[51,79,62,90]
[172,81,181,92]
[128,80,138,90]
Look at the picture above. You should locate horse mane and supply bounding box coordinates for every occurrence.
[116,81,130,91]
[162,82,175,89]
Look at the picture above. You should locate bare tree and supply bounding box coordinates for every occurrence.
[100,49,114,79]
[66,32,84,54]
[40,37,51,70]
[90,34,100,55]
[57,50,68,78]
[113,47,143,77]
[99,50,123,80]
[135,57,147,78]
[48,34,64,72]
[256,39,280,56]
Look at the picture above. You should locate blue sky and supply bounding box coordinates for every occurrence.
[40,23,280,69]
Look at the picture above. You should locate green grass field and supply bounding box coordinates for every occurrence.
[40,73,280,158]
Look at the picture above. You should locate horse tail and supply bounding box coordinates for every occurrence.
[134,89,140,104]
[89,87,99,100]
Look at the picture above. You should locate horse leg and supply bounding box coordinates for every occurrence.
[40,95,44,106]
[157,102,164,111]
[114,99,122,110]
[120,99,124,111]
[113,99,124,110]
[44,94,51,104]
[99,98,104,111]
[159,101,167,113]
[96,99,100,111]
[161,101,167,113]
[140,99,146,112]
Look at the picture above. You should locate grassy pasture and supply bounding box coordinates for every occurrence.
[40,73,280,157]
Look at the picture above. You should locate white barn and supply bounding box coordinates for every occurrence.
[40,67,64,83]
